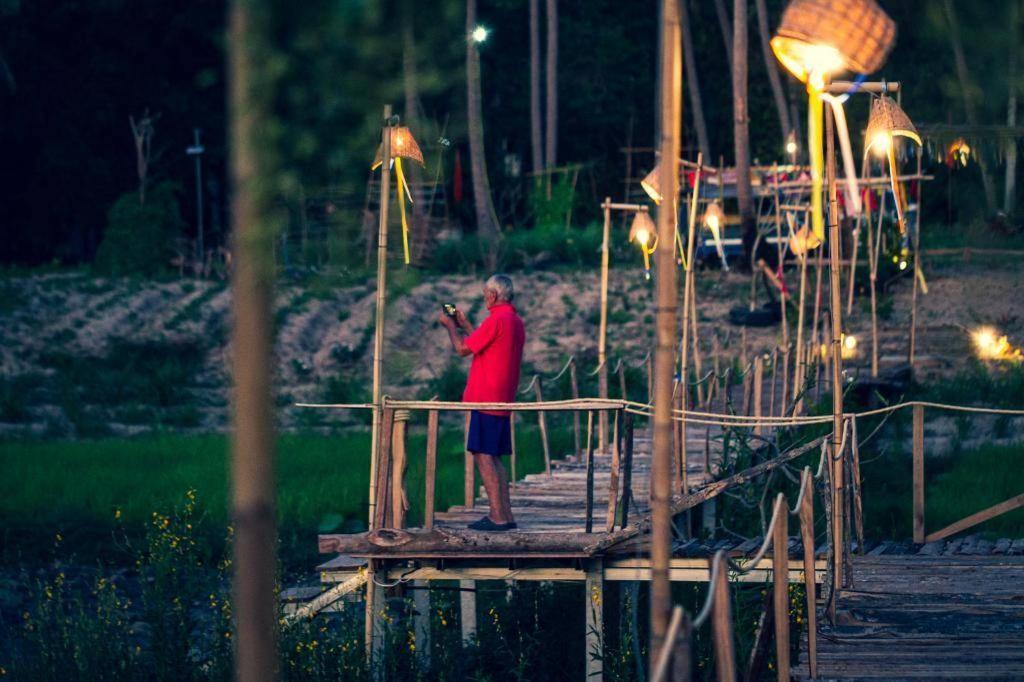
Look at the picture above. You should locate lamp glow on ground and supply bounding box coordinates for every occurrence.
[972,326,1024,361]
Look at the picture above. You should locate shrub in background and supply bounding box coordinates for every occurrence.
[95,181,185,277]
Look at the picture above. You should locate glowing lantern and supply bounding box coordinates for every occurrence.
[948,138,971,167]
[788,225,822,257]
[371,125,425,265]
[629,210,658,278]
[471,25,489,43]
[785,130,799,160]
[701,202,729,270]
[972,326,1023,361]
[641,163,666,204]
[864,96,921,234]
[772,0,896,240]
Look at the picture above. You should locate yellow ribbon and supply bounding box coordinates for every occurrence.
[808,85,825,241]
[395,157,412,265]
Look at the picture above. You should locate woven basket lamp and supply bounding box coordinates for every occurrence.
[864,95,920,234]
[629,210,658,276]
[371,126,425,170]
[771,0,896,86]
[702,202,725,232]
[788,224,822,257]
[370,125,424,265]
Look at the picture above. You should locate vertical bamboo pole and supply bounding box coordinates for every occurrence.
[228,4,278,676]
[509,412,517,490]
[621,414,635,527]
[599,199,612,452]
[463,411,474,508]
[679,154,703,495]
[772,495,790,680]
[570,359,582,458]
[793,244,808,417]
[390,411,409,529]
[585,410,595,533]
[768,349,778,420]
[753,356,764,435]
[799,470,818,680]
[425,409,438,530]
[826,102,846,591]
[909,152,924,367]
[711,555,736,682]
[459,580,477,646]
[534,379,552,476]
[650,0,682,670]
[606,409,622,531]
[913,404,925,544]
[781,345,790,415]
[868,190,884,377]
[773,165,789,349]
[368,105,393,529]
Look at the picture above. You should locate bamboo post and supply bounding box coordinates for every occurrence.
[373,407,396,530]
[390,410,410,529]
[424,409,438,530]
[509,412,517,490]
[463,412,474,508]
[850,417,864,553]
[753,357,764,435]
[811,240,825,356]
[689,283,705,406]
[781,345,790,415]
[799,471,818,680]
[413,583,432,670]
[680,153,704,416]
[599,199,612,452]
[650,0,683,663]
[768,349,777,420]
[585,559,605,680]
[570,358,582,457]
[741,357,752,416]
[368,105,393,531]
[908,152,924,367]
[227,5,279,673]
[773,165,789,348]
[793,245,808,416]
[585,410,595,533]
[866,187,883,377]
[711,555,737,682]
[675,384,687,495]
[826,102,846,591]
[620,413,635,527]
[459,580,477,646]
[913,404,925,544]
[534,378,552,476]
[606,409,622,531]
[772,495,790,681]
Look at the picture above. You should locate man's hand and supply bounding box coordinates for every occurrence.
[438,312,456,329]
[454,309,473,333]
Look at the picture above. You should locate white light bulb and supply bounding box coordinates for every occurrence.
[471,26,489,43]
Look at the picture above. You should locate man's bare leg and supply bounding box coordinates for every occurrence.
[472,453,515,524]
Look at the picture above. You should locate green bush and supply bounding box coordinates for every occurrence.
[95,182,185,276]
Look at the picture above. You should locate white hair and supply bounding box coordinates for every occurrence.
[485,274,514,302]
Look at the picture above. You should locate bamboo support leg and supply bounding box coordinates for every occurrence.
[913,404,925,544]
[463,412,474,509]
[800,476,818,680]
[390,411,410,529]
[425,410,438,530]
[773,496,791,681]
[606,410,622,531]
[459,580,477,646]
[413,581,432,671]
[585,410,595,533]
[585,560,604,680]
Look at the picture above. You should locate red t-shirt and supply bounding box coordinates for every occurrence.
[462,303,525,416]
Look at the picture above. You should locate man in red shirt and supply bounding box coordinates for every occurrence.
[439,274,525,531]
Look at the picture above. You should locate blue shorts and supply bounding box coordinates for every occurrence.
[466,411,512,456]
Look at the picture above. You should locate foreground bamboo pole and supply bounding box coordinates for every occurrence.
[598,198,612,452]
[228,2,278,678]
[649,0,682,672]
[826,101,846,592]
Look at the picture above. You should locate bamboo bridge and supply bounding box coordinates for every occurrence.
[294,355,1024,680]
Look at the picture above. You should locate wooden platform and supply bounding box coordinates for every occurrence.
[794,544,1024,680]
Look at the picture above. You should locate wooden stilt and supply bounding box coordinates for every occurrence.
[459,580,477,646]
[463,412,474,508]
[585,560,605,680]
[413,581,432,671]
[534,379,552,476]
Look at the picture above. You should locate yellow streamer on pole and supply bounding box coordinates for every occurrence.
[395,157,412,265]
[808,85,825,241]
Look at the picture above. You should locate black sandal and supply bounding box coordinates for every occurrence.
[467,516,518,531]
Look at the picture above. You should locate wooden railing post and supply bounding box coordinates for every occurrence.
[585,410,595,533]
[373,407,396,530]
[390,410,410,529]
[711,556,736,682]
[753,356,764,435]
[620,413,635,527]
[913,404,925,544]
[509,412,517,490]
[772,495,790,681]
[799,471,818,680]
[463,412,474,509]
[605,409,622,532]
[570,359,582,457]
[424,409,438,530]
[534,378,552,476]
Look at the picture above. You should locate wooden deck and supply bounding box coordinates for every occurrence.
[794,538,1024,680]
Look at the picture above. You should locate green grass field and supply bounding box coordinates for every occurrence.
[0,422,572,569]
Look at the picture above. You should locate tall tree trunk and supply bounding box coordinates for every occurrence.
[754,0,792,143]
[944,0,998,215]
[544,0,558,168]
[228,1,278,680]
[466,0,500,247]
[714,0,733,71]
[1005,1,1020,215]
[529,0,544,174]
[403,8,427,261]
[733,0,755,264]
[680,0,711,161]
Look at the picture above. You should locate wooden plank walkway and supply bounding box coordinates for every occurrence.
[432,427,716,533]
[794,540,1024,680]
